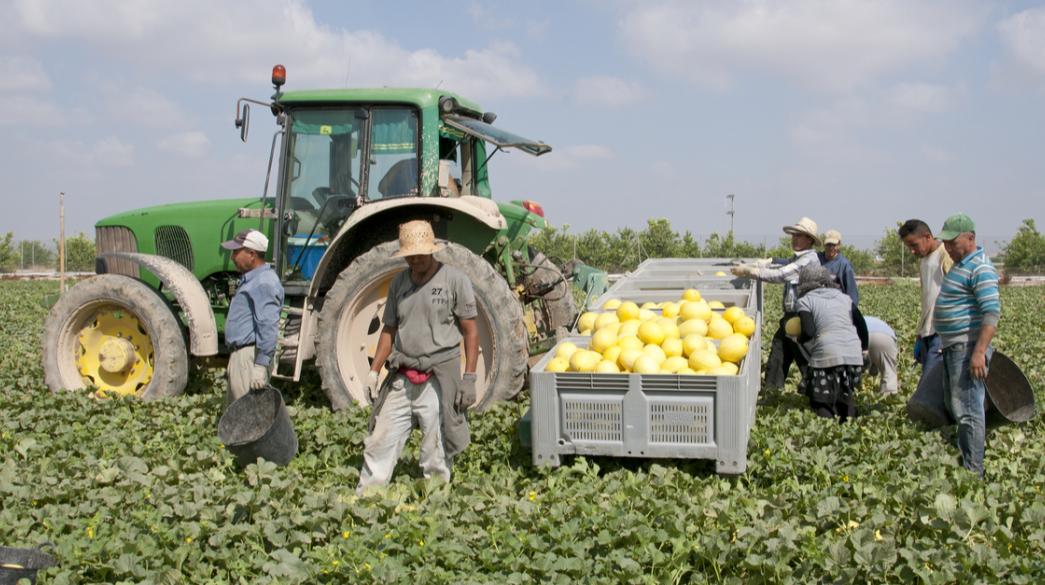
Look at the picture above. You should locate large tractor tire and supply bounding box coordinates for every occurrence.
[523,252,577,333]
[315,241,528,411]
[42,274,189,400]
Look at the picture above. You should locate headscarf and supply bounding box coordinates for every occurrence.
[797,264,839,297]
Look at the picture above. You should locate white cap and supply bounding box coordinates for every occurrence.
[221,229,269,253]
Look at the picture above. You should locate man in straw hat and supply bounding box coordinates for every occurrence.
[732,216,822,390]
[934,213,1000,477]
[221,228,284,404]
[357,219,479,492]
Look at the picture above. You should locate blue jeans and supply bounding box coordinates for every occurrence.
[916,334,943,379]
[942,342,992,476]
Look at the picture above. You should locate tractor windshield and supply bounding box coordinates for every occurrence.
[285,107,366,239]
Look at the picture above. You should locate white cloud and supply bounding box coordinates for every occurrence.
[572,75,646,107]
[998,7,1045,77]
[157,131,211,158]
[46,136,135,167]
[12,0,544,100]
[105,87,192,129]
[619,0,980,93]
[886,83,954,113]
[0,56,51,91]
[0,95,65,125]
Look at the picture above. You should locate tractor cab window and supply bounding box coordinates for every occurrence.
[285,108,365,241]
[367,108,419,200]
[438,130,476,197]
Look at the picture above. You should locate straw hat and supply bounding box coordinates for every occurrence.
[783,217,820,244]
[393,220,445,257]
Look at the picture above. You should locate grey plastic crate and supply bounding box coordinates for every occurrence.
[529,320,762,474]
[589,278,763,315]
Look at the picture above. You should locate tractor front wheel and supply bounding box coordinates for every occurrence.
[42,274,189,399]
[315,241,528,411]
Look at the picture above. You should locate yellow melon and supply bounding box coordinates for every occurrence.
[734,316,757,337]
[661,356,690,373]
[723,306,746,324]
[678,318,709,337]
[688,350,722,372]
[555,341,579,361]
[590,328,618,353]
[681,288,702,302]
[603,298,622,310]
[577,312,599,333]
[717,333,749,363]
[632,355,661,374]
[785,316,802,337]
[594,360,620,374]
[661,337,684,358]
[679,300,712,322]
[638,321,666,345]
[682,334,707,356]
[618,348,643,371]
[616,301,640,322]
[546,357,569,372]
[707,317,734,339]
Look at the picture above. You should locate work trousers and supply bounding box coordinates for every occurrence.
[226,346,259,406]
[765,315,808,390]
[866,332,899,395]
[942,342,992,477]
[357,373,451,493]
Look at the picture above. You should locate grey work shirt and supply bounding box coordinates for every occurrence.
[382,264,477,365]
[796,288,863,369]
[225,264,284,367]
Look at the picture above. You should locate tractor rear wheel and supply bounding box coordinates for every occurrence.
[315,241,527,411]
[42,274,189,399]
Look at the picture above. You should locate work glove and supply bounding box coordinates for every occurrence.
[912,337,924,364]
[731,264,756,277]
[753,258,774,267]
[366,371,380,403]
[457,373,477,410]
[249,364,270,390]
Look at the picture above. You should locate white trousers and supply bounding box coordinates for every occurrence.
[226,346,257,405]
[867,332,899,395]
[357,373,450,492]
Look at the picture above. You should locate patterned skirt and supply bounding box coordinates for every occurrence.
[800,365,863,421]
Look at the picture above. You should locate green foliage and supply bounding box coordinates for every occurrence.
[839,244,876,275]
[57,232,96,272]
[0,232,17,273]
[874,222,918,277]
[1003,219,1045,274]
[14,240,56,270]
[2,280,1044,582]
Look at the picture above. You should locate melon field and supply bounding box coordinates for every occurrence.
[1,279,1043,583]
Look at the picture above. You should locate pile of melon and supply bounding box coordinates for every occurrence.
[545,288,756,376]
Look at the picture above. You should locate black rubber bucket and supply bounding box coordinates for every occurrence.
[906,351,1037,429]
[0,545,56,585]
[218,386,298,467]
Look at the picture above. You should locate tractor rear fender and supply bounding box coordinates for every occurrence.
[98,252,219,356]
[308,195,507,297]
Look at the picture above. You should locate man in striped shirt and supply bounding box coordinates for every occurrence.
[933,213,1000,477]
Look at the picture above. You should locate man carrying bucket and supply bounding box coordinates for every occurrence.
[934,213,1000,477]
[357,220,479,492]
[221,229,285,404]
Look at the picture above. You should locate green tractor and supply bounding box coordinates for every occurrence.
[42,65,578,410]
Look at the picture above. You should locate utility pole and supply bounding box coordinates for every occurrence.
[59,192,66,293]
[726,193,735,235]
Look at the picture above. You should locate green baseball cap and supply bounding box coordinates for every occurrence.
[938,213,975,240]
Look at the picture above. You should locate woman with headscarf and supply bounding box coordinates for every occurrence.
[793,265,869,421]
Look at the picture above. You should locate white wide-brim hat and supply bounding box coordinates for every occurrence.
[783,217,820,244]
[393,219,446,257]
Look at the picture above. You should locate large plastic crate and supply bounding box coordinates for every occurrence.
[529,321,762,474]
[590,258,761,313]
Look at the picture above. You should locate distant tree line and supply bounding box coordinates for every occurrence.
[530,218,1045,277]
[0,232,96,273]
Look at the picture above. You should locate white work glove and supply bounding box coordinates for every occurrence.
[731,264,757,277]
[753,258,774,267]
[249,364,270,390]
[366,371,380,403]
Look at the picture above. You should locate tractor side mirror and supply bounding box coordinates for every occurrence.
[235,103,251,142]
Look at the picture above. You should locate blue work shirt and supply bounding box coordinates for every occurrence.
[818,252,859,306]
[225,264,284,367]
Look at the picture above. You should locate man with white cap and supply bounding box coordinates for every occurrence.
[732,217,822,390]
[221,228,284,403]
[818,229,859,306]
[357,219,479,492]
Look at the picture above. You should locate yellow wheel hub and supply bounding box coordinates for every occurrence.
[76,307,155,396]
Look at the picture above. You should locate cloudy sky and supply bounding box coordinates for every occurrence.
[2,0,1043,250]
